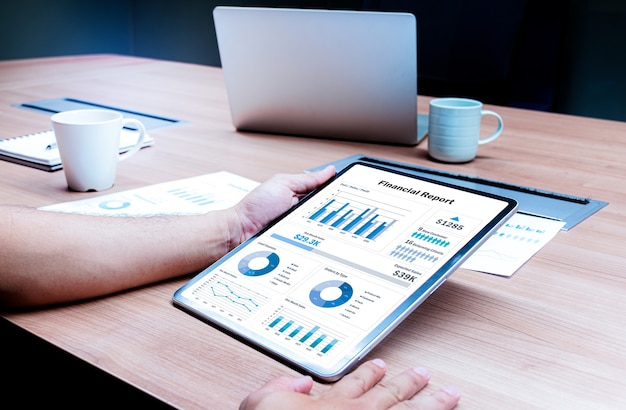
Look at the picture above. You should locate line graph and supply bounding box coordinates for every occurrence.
[191,273,269,319]
[210,281,259,312]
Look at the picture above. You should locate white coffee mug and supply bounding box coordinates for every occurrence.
[51,109,147,191]
[427,98,503,163]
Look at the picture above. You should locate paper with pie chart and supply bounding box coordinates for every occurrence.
[174,162,517,380]
[39,171,259,216]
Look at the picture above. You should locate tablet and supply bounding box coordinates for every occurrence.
[173,162,518,381]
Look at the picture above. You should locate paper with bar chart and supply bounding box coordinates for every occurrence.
[39,171,259,216]
[174,163,517,379]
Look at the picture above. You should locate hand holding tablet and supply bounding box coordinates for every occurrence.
[174,161,517,381]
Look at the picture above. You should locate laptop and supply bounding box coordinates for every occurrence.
[213,6,426,145]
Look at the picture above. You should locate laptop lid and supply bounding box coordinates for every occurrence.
[213,6,422,145]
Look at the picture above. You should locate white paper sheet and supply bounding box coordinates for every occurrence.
[39,171,259,216]
[462,212,566,277]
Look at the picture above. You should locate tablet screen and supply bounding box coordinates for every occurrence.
[173,162,517,380]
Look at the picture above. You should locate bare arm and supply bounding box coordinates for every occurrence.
[0,166,335,308]
[0,206,235,307]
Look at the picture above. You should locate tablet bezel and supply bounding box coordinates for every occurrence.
[173,161,518,381]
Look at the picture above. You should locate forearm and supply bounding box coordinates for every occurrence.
[0,206,241,308]
[0,167,336,308]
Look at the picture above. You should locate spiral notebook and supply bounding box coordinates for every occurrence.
[0,129,155,171]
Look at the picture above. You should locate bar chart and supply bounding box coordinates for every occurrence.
[264,308,345,356]
[308,193,403,240]
[167,186,217,206]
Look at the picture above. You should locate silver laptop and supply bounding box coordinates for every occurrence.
[213,6,426,145]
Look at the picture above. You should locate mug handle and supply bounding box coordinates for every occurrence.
[478,110,503,145]
[118,118,147,161]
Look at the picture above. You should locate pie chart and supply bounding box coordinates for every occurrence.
[309,280,353,308]
[238,251,280,276]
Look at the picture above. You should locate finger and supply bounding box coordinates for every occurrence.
[239,375,313,410]
[291,165,336,196]
[360,366,431,408]
[394,386,461,410]
[321,358,388,399]
[258,375,314,395]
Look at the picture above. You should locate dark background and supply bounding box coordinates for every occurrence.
[1,0,626,122]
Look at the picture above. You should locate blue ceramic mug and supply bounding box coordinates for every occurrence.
[427,98,503,163]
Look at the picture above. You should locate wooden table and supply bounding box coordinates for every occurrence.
[1,55,625,409]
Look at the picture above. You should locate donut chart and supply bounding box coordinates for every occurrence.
[309,280,353,308]
[238,251,280,276]
[99,200,131,210]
